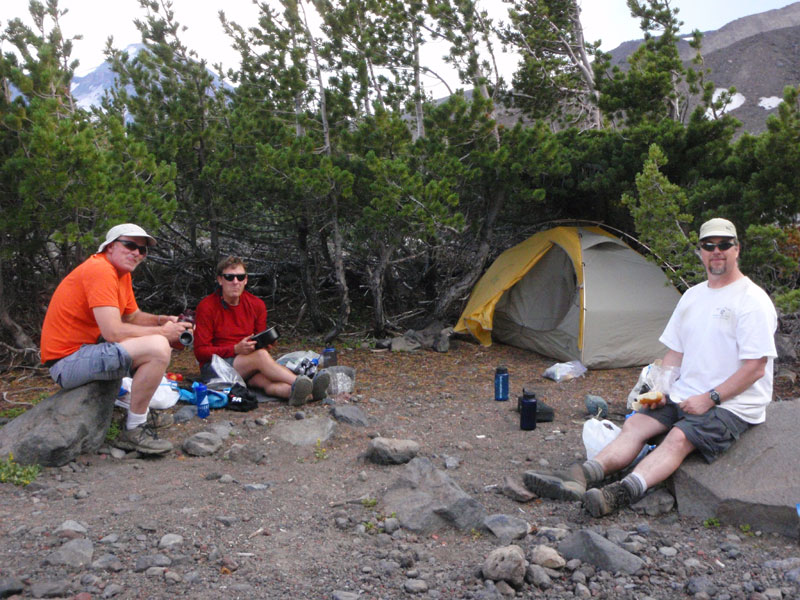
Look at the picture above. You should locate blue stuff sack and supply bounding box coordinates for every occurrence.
[179,386,228,409]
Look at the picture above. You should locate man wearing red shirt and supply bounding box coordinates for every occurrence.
[194,257,329,406]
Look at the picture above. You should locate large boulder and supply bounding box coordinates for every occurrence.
[382,456,487,533]
[672,400,800,538]
[0,380,119,467]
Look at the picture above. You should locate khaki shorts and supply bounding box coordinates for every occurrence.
[49,343,132,390]
[638,402,751,463]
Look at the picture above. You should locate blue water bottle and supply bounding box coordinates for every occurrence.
[494,366,509,401]
[519,387,537,430]
[193,381,209,419]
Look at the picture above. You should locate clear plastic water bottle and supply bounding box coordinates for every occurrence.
[193,381,209,419]
[494,366,509,401]
[321,346,338,368]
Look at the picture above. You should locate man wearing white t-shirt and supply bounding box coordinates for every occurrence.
[524,218,777,517]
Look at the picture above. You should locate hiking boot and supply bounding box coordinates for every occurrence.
[536,400,555,422]
[148,410,174,429]
[114,424,173,455]
[311,370,331,401]
[583,482,633,518]
[523,462,587,501]
[289,375,313,406]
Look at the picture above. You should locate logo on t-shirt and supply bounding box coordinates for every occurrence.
[712,306,732,320]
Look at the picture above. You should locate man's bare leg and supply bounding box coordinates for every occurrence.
[234,349,295,398]
[120,335,172,415]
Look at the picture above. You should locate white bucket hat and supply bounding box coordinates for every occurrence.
[97,223,157,253]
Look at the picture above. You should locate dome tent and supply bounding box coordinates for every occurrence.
[454,226,681,368]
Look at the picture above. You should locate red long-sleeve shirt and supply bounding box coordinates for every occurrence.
[193,290,267,367]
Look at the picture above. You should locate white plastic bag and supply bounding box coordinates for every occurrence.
[206,354,246,390]
[543,360,587,382]
[582,418,621,459]
[119,376,180,410]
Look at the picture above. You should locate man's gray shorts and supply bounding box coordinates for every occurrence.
[638,402,751,463]
[49,343,133,390]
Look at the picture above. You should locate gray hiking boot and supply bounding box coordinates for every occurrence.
[583,482,633,518]
[311,371,331,401]
[289,375,313,406]
[114,424,173,455]
[523,463,587,501]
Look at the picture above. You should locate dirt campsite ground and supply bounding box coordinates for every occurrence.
[0,337,798,599]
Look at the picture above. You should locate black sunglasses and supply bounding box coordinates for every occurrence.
[699,241,736,252]
[116,239,148,255]
[221,273,247,281]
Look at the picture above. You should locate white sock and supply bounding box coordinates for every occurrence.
[126,411,147,430]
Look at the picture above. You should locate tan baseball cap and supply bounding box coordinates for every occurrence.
[97,223,157,253]
[699,218,737,240]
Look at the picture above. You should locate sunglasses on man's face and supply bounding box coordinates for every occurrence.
[699,241,736,252]
[221,273,247,282]
[116,239,148,255]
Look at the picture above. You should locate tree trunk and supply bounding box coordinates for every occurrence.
[368,242,393,336]
[433,186,505,320]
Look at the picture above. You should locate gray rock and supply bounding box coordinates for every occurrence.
[44,537,94,568]
[223,443,266,464]
[631,488,675,516]
[482,545,527,587]
[443,455,460,469]
[525,564,552,588]
[172,405,197,423]
[91,553,124,572]
[204,421,234,438]
[672,400,800,538]
[54,520,87,536]
[323,366,356,395]
[366,437,420,465]
[403,578,429,593]
[332,592,360,600]
[500,475,535,502]
[686,576,718,595]
[383,457,487,533]
[559,530,644,575]
[483,514,529,542]
[158,534,184,549]
[330,405,370,427]
[134,554,171,572]
[272,416,336,446]
[0,380,119,467]
[390,336,421,352]
[530,544,566,568]
[182,431,223,456]
[102,583,124,598]
[29,579,71,598]
[584,394,608,418]
[0,577,24,598]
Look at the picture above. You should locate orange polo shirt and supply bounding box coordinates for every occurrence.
[40,253,139,362]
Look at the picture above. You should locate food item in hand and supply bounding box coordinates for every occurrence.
[636,390,664,405]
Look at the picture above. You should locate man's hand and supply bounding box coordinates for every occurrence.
[234,336,258,356]
[161,319,193,345]
[680,393,715,415]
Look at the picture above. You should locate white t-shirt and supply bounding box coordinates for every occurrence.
[659,276,777,424]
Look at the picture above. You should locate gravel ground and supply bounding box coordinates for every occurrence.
[0,339,798,599]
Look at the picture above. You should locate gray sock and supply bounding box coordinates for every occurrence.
[581,459,605,485]
[621,472,647,500]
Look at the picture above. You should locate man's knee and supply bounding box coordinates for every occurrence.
[122,335,171,364]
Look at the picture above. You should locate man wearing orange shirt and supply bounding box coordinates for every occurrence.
[40,223,192,455]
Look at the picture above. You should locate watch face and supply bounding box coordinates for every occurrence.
[710,390,720,404]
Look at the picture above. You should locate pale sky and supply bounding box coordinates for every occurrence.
[1,0,797,93]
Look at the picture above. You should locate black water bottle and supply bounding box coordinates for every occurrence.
[494,366,509,401]
[519,387,537,430]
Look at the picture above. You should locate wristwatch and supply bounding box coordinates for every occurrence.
[709,389,721,405]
